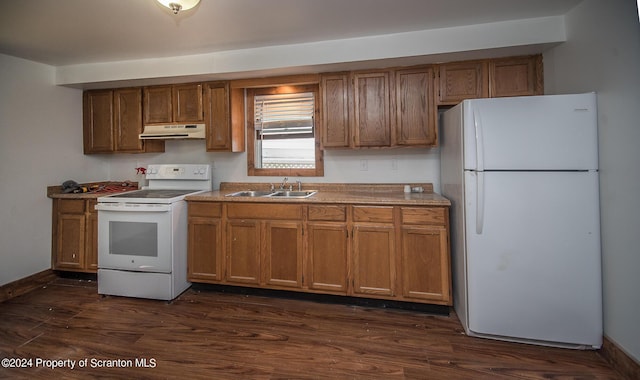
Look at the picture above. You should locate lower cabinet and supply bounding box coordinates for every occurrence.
[399,207,451,303]
[190,203,305,290]
[52,199,98,272]
[187,201,451,306]
[352,206,396,297]
[187,202,223,282]
[307,205,349,294]
[226,219,261,285]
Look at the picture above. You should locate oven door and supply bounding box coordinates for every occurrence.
[96,202,173,273]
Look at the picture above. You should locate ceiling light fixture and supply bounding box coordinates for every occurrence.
[156,0,200,14]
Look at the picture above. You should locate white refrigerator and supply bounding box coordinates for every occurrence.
[440,93,602,349]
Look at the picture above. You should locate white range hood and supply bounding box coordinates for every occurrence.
[139,123,205,140]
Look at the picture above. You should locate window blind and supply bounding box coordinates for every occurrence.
[254,92,314,139]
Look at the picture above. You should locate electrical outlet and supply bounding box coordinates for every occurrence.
[391,158,398,170]
[359,159,368,171]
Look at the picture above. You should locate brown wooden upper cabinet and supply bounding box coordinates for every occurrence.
[352,70,392,147]
[83,88,164,154]
[437,55,543,105]
[320,73,350,148]
[489,55,543,98]
[437,60,488,105]
[143,83,204,124]
[203,82,245,152]
[395,66,437,146]
[320,66,437,149]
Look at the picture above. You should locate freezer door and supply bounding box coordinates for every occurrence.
[462,93,598,171]
[464,170,602,347]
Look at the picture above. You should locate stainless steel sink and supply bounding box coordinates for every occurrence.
[225,190,275,197]
[269,190,317,198]
[225,190,318,198]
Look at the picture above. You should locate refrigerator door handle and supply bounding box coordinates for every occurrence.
[473,108,485,171]
[476,172,485,234]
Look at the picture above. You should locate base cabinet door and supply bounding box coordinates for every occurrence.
[226,220,261,285]
[188,202,223,282]
[400,226,450,303]
[307,223,349,294]
[352,224,395,297]
[189,219,222,281]
[264,221,303,288]
[52,199,97,273]
[57,213,85,269]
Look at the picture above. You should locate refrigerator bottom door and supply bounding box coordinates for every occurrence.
[464,170,602,348]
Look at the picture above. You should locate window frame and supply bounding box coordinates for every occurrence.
[247,84,324,177]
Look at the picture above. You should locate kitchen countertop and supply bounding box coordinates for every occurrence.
[186,182,451,206]
[47,181,139,199]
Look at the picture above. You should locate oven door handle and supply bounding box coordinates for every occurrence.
[95,203,171,212]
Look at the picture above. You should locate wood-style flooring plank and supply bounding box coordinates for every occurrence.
[0,279,623,379]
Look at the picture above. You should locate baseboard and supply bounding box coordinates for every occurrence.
[0,269,58,303]
[600,336,640,380]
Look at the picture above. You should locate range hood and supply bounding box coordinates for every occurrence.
[139,123,205,140]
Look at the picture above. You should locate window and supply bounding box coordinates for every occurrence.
[247,84,323,176]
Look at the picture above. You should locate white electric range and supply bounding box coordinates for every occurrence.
[96,164,212,300]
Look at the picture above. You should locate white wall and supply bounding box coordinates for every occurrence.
[0,54,109,286]
[105,141,441,191]
[544,0,640,363]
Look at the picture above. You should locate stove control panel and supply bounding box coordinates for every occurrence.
[146,164,211,180]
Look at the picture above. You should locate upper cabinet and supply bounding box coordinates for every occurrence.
[143,83,204,124]
[83,88,164,154]
[81,54,542,155]
[437,55,543,105]
[203,82,245,152]
[437,60,488,106]
[352,70,392,147]
[321,66,437,149]
[320,73,351,148]
[489,55,543,98]
[395,66,437,146]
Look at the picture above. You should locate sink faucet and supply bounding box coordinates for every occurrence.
[296,180,302,191]
[280,177,291,190]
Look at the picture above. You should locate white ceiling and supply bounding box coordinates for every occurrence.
[0,0,582,67]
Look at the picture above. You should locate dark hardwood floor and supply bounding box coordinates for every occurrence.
[0,278,623,379]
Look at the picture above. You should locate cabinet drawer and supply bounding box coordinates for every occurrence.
[401,207,446,226]
[227,203,303,220]
[189,202,222,218]
[57,199,86,214]
[308,205,346,222]
[353,206,394,223]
